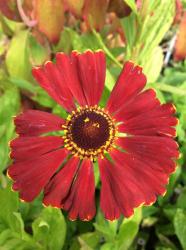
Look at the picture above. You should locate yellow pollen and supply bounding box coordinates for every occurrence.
[62,105,117,160]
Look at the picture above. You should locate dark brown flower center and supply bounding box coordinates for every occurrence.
[63,106,116,160]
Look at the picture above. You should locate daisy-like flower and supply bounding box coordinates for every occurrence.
[8,50,179,221]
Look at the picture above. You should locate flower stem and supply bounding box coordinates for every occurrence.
[92,29,122,68]
[149,83,186,96]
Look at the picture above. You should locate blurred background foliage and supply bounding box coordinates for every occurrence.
[0,0,186,249]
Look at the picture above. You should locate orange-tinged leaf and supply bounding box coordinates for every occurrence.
[108,0,131,18]
[83,0,109,30]
[65,0,85,17]
[174,11,186,61]
[0,0,20,21]
[173,0,183,24]
[23,0,34,15]
[34,0,64,44]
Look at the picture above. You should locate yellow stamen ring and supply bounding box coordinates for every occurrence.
[63,106,117,160]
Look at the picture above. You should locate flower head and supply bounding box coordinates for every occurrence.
[8,50,179,221]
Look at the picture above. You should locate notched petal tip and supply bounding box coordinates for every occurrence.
[44,60,53,67]
[71,50,80,56]
[6,169,13,181]
[68,217,77,221]
[95,49,104,53]
[20,198,26,203]
[32,67,42,78]
[84,49,94,54]
[42,200,62,209]
[145,199,156,206]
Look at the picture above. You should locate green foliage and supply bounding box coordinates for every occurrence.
[0,184,66,250]
[6,30,32,81]
[122,0,175,81]
[174,209,186,250]
[0,1,186,249]
[32,207,66,250]
[117,208,142,249]
[0,77,20,172]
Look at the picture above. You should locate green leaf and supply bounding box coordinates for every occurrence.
[122,0,175,79]
[6,30,32,80]
[158,166,181,206]
[100,242,116,250]
[0,85,20,172]
[72,31,100,52]
[94,210,118,242]
[121,12,137,55]
[156,247,174,250]
[9,77,36,93]
[32,86,56,108]
[177,188,186,209]
[117,207,142,250]
[163,205,177,222]
[0,184,19,229]
[12,212,27,238]
[105,69,115,92]
[28,34,50,65]
[54,28,74,53]
[174,208,186,250]
[123,0,138,15]
[92,30,122,68]
[143,46,164,82]
[78,232,100,249]
[32,207,66,250]
[142,205,159,218]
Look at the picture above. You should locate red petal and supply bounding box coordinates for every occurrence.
[174,11,186,61]
[116,136,178,174]
[32,64,75,112]
[114,89,160,121]
[14,110,64,136]
[33,50,106,108]
[43,157,79,208]
[98,158,121,220]
[10,136,64,161]
[106,61,147,114]
[110,149,168,206]
[8,148,69,202]
[118,103,178,137]
[99,157,146,218]
[56,52,87,106]
[117,136,179,160]
[76,50,106,106]
[63,159,96,221]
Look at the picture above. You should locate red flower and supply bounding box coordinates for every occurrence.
[8,50,179,221]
